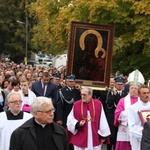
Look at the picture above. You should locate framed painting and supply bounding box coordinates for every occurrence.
[67,21,115,88]
[138,110,150,126]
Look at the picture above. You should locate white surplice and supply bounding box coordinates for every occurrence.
[67,106,110,150]
[128,100,150,150]
[19,89,36,106]
[0,112,32,150]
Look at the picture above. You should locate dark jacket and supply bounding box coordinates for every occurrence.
[56,86,81,128]
[106,90,127,142]
[31,80,57,106]
[9,118,69,150]
[141,121,150,150]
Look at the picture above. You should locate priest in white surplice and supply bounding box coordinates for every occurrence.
[128,85,150,150]
[67,87,110,150]
[0,92,32,150]
[114,69,145,150]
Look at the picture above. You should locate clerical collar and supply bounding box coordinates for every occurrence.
[6,110,23,120]
[22,90,29,97]
[35,119,47,128]
[24,93,28,97]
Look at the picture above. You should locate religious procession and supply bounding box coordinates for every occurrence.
[1,1,150,150]
[0,60,150,150]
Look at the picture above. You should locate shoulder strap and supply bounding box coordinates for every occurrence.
[59,89,74,104]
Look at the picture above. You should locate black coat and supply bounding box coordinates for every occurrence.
[106,90,128,141]
[9,118,69,150]
[56,86,81,128]
[141,121,150,150]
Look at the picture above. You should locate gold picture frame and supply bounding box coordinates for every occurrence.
[67,21,115,88]
[138,110,150,126]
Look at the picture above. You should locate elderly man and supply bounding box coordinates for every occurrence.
[9,96,69,150]
[67,87,110,150]
[0,92,32,150]
[128,85,150,150]
[114,69,145,150]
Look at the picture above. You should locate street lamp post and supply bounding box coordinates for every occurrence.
[25,17,28,65]
[17,17,28,65]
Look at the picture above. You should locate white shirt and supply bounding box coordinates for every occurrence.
[128,100,150,150]
[0,112,32,150]
[19,89,36,106]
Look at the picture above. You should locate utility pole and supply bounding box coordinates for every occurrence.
[16,18,28,65]
[25,17,28,65]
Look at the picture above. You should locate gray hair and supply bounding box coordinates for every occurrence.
[8,76,16,82]
[81,87,93,95]
[87,88,93,95]
[30,96,53,115]
[7,92,21,102]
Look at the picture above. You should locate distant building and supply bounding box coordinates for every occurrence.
[53,54,67,69]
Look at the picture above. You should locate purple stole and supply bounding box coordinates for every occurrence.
[68,99,102,147]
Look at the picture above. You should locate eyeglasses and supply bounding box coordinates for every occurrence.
[81,94,88,97]
[37,108,56,114]
[9,100,23,104]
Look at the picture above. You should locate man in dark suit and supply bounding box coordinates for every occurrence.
[31,72,57,106]
[141,121,150,150]
[56,74,81,128]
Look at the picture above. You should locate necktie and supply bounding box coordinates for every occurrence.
[42,85,45,93]
[119,91,122,96]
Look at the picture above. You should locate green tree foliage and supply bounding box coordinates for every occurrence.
[0,0,150,80]
[0,0,25,62]
[29,0,72,55]
[29,0,150,80]
[0,0,35,63]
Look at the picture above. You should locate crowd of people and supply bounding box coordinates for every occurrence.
[0,61,150,150]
